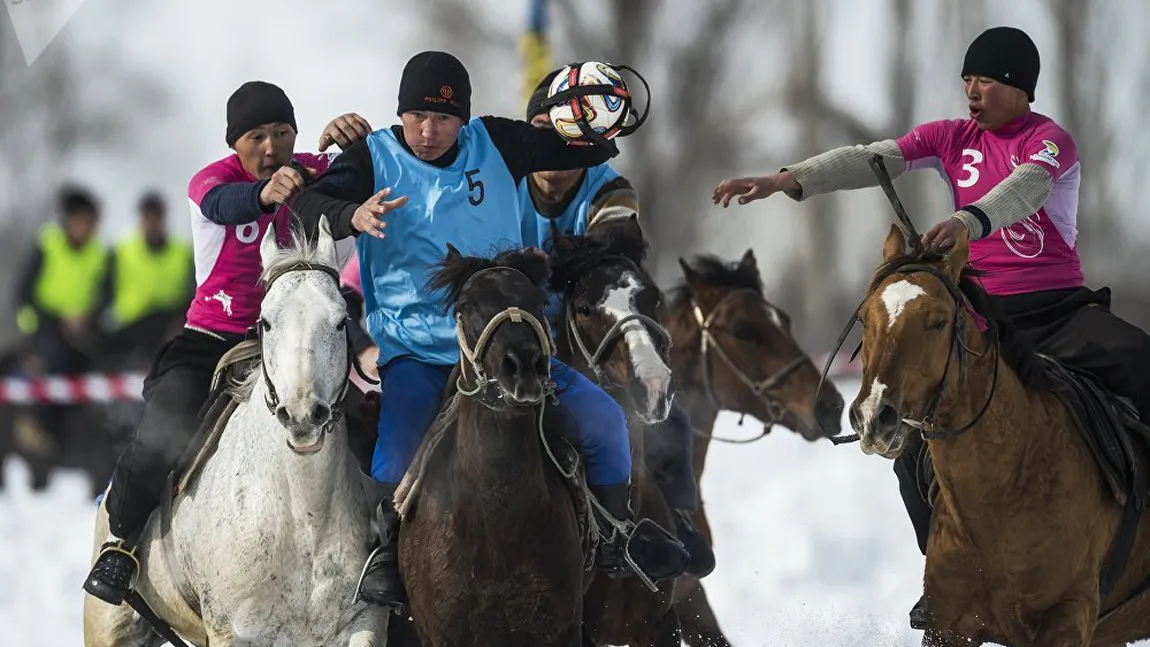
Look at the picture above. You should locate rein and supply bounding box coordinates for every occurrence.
[257,261,380,449]
[822,263,1001,446]
[689,289,805,444]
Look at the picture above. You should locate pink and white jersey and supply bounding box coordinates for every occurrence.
[896,111,1082,296]
[185,152,335,335]
[339,248,363,297]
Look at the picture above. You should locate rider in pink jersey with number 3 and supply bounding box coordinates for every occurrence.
[83,80,374,607]
[713,26,1150,630]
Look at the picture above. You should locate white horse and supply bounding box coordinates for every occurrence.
[83,217,386,647]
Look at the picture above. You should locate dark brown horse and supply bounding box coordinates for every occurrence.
[662,249,846,646]
[396,245,587,647]
[549,213,684,646]
[850,224,1150,646]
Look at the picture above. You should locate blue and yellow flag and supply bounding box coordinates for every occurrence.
[520,0,551,105]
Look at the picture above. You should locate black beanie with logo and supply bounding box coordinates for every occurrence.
[396,51,471,121]
[961,26,1040,102]
[225,81,297,147]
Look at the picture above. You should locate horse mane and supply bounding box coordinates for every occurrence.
[546,232,650,294]
[667,254,764,310]
[869,250,1055,391]
[426,246,551,314]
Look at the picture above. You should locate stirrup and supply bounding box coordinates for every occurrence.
[99,540,142,574]
[351,545,405,614]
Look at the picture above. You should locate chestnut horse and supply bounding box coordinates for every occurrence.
[662,248,846,646]
[849,224,1150,646]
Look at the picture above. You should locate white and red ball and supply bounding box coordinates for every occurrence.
[547,62,630,142]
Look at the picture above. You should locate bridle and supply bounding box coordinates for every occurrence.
[689,289,805,443]
[823,263,1000,446]
[559,254,672,389]
[454,267,557,409]
[257,262,379,443]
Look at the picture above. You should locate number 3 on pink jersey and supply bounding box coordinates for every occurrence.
[957,148,983,188]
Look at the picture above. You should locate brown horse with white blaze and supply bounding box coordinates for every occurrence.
[849,224,1150,647]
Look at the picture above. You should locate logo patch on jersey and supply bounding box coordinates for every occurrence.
[1029,139,1060,168]
[207,290,234,317]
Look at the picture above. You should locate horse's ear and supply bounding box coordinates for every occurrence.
[944,229,971,283]
[260,221,278,268]
[882,223,907,262]
[517,246,552,288]
[679,257,704,291]
[619,212,644,240]
[444,243,463,263]
[738,248,758,274]
[316,215,338,268]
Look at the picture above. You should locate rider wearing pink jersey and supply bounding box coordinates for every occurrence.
[83,80,373,606]
[713,26,1150,629]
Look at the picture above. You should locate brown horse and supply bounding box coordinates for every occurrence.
[548,213,684,646]
[396,245,587,647]
[662,249,846,646]
[849,224,1150,646]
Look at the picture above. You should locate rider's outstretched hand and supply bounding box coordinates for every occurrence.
[712,171,800,208]
[351,187,409,239]
[320,113,373,152]
[259,165,311,208]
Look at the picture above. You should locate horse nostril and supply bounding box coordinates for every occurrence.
[276,406,291,428]
[848,402,861,430]
[877,403,900,430]
[309,403,331,425]
[502,352,522,378]
[534,355,548,376]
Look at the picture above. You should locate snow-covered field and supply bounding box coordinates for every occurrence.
[2,378,1140,646]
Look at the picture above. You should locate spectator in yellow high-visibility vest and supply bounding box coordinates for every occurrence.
[14,185,111,451]
[106,191,193,359]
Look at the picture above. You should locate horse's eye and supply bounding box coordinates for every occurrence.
[260,318,271,332]
[732,323,761,343]
[577,305,594,317]
[336,319,347,331]
[929,320,948,331]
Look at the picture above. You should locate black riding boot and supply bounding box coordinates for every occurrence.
[356,481,407,611]
[589,481,690,583]
[673,509,716,578]
[83,534,141,605]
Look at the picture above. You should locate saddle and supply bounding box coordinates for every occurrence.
[393,365,598,571]
[169,338,263,498]
[1038,354,1150,510]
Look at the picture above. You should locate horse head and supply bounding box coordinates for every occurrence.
[848,224,992,458]
[256,216,350,454]
[429,244,554,407]
[549,213,674,425]
[672,249,844,440]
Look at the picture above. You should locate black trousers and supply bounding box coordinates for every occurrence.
[896,285,1150,555]
[642,398,698,511]
[104,328,241,539]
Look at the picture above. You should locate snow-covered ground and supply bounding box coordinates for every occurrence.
[1,378,1139,646]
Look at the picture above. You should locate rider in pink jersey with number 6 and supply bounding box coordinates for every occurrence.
[713,26,1150,630]
[83,80,374,607]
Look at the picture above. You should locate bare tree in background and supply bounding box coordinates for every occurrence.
[0,18,168,345]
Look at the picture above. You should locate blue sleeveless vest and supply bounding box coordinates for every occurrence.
[358,118,522,366]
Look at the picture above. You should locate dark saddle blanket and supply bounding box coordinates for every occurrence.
[1039,354,1150,509]
[169,338,263,497]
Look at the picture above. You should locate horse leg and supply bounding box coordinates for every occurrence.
[1030,594,1098,647]
[82,593,156,647]
[676,581,732,646]
[634,606,683,647]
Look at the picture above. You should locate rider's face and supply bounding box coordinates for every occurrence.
[528,114,583,190]
[964,75,1029,131]
[400,111,464,161]
[233,122,297,180]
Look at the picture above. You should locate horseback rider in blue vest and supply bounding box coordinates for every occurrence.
[518,68,715,578]
[292,51,691,610]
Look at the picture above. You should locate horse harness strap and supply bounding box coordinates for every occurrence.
[690,290,803,442]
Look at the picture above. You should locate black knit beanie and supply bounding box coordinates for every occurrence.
[225,81,297,147]
[526,68,563,121]
[961,26,1040,102]
[396,51,471,121]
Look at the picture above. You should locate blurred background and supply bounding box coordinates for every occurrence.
[3,0,1150,645]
